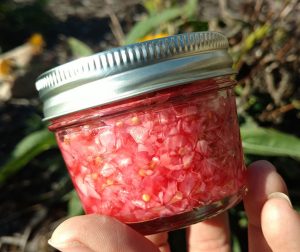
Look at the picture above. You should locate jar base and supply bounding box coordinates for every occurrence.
[129,187,246,235]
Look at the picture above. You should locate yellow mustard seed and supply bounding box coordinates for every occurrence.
[149,156,159,169]
[170,191,183,204]
[145,169,154,176]
[95,156,103,165]
[91,173,98,180]
[142,193,151,202]
[63,135,70,144]
[139,169,153,177]
[116,121,123,127]
[174,191,183,200]
[138,169,146,177]
[131,116,140,125]
[106,179,114,185]
[178,147,187,156]
[149,161,156,169]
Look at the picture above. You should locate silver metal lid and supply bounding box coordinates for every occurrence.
[36,31,235,120]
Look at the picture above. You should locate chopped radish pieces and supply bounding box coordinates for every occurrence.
[55,81,246,223]
[128,126,149,144]
[100,163,116,177]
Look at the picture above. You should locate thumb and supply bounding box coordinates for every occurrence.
[48,214,159,252]
[261,192,300,252]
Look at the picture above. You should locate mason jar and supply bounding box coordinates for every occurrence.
[36,32,246,235]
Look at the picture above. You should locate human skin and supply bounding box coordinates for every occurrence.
[48,160,300,252]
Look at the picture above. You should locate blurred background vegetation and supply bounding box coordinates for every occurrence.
[0,0,299,251]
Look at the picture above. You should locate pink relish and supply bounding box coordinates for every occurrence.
[50,77,246,233]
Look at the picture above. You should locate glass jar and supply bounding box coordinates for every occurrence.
[36,32,246,235]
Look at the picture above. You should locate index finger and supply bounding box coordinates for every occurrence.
[146,232,170,252]
[186,212,230,252]
[243,160,288,252]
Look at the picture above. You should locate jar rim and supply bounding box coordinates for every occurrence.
[35,31,235,120]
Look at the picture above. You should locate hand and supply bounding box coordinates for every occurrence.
[48,160,300,252]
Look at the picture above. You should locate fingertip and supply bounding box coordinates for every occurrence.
[48,238,93,252]
[247,160,276,176]
[186,212,230,252]
[146,233,170,252]
[243,160,291,251]
[49,214,159,252]
[268,192,292,207]
[244,160,288,227]
[262,193,300,251]
[49,216,85,248]
[262,192,293,237]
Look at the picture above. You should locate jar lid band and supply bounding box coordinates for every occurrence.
[35,32,235,120]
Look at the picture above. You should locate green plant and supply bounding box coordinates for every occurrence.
[67,37,94,57]
[124,0,198,44]
[241,123,300,159]
[0,129,56,186]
